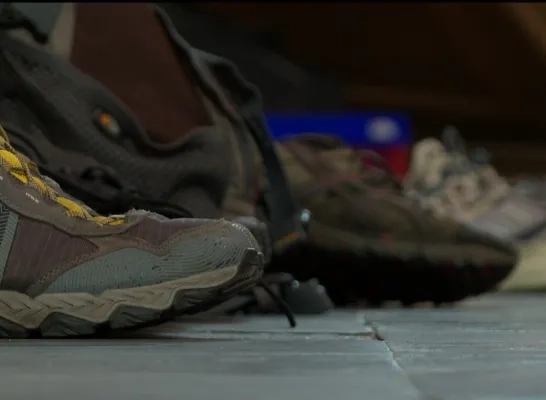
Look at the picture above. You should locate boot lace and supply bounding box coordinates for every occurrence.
[0,126,124,226]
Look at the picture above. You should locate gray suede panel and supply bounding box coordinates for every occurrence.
[43,222,257,294]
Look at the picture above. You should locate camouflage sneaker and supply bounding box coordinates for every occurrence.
[0,125,263,337]
[406,127,511,227]
[407,127,546,291]
[407,130,546,241]
[267,134,517,305]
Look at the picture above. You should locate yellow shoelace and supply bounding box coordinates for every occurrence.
[0,126,124,226]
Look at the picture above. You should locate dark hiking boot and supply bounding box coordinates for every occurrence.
[68,3,306,255]
[0,4,305,258]
[0,5,312,321]
[268,134,518,305]
[0,125,264,338]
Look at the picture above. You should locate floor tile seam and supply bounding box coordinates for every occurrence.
[369,321,437,400]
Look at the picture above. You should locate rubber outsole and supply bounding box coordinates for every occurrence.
[0,249,263,338]
[269,242,515,307]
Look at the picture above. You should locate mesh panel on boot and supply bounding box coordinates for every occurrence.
[3,217,97,292]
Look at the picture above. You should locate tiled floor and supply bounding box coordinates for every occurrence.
[1,294,545,400]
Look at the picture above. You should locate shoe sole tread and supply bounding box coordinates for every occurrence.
[0,249,263,337]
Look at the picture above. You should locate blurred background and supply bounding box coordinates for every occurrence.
[161,2,546,176]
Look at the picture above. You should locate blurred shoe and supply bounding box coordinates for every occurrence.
[0,125,264,338]
[407,126,546,291]
[268,134,517,305]
[406,126,510,224]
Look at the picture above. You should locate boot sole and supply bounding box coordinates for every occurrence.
[271,220,517,306]
[276,242,515,307]
[0,249,263,338]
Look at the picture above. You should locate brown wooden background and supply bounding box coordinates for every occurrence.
[194,3,546,174]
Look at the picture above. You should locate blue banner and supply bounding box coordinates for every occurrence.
[266,112,412,148]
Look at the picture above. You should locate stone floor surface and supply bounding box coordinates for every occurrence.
[0,293,544,400]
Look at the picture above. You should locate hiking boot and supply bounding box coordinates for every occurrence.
[0,4,306,259]
[407,127,546,292]
[268,134,517,305]
[0,125,264,337]
[0,4,310,318]
[70,3,305,254]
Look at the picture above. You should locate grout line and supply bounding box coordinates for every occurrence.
[369,321,439,400]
